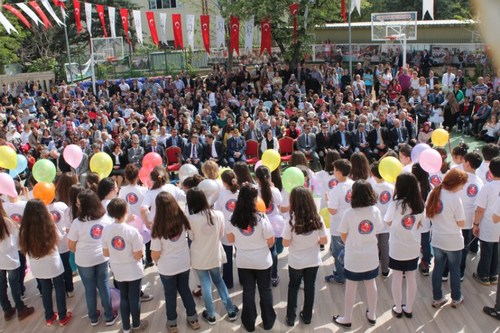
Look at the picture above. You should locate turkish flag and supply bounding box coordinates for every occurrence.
[146,12,159,46]
[73,0,82,32]
[200,15,210,54]
[172,14,183,49]
[260,18,271,55]
[229,16,239,55]
[52,0,65,8]
[289,3,299,45]
[341,0,347,22]
[96,4,108,37]
[29,1,52,28]
[120,8,130,44]
[3,4,31,28]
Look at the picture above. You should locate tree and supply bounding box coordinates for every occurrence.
[0,9,29,74]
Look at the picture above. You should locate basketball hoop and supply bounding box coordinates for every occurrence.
[384,36,397,44]
[107,56,118,65]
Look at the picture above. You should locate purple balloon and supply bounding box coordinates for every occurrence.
[420,149,443,174]
[411,143,431,163]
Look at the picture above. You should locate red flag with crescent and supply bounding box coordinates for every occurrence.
[172,13,183,49]
[289,3,298,45]
[29,0,52,28]
[3,4,31,28]
[229,16,239,55]
[200,14,210,54]
[120,8,130,44]
[260,18,272,55]
[73,0,82,32]
[52,0,66,8]
[146,12,159,46]
[341,0,347,22]
[96,4,108,37]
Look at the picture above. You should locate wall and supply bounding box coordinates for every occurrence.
[0,71,55,92]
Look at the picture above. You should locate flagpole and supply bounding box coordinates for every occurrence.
[60,1,73,83]
[348,0,352,78]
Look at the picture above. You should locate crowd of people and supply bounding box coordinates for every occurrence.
[0,59,500,331]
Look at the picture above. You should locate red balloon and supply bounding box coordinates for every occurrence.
[139,167,152,189]
[142,152,162,171]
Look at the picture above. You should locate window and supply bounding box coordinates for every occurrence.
[149,0,177,9]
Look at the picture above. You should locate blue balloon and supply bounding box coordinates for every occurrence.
[9,154,28,178]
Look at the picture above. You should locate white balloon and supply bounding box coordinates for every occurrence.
[198,179,221,206]
[178,164,199,183]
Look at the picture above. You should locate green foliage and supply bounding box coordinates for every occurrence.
[0,9,29,71]
[26,56,58,72]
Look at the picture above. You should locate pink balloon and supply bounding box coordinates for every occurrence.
[142,152,162,171]
[411,143,431,163]
[140,223,151,244]
[419,148,443,174]
[63,144,83,169]
[254,160,262,172]
[0,173,18,197]
[110,288,120,313]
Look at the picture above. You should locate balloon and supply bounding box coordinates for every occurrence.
[110,288,121,313]
[270,216,285,237]
[256,197,266,213]
[313,171,328,196]
[63,144,83,169]
[179,164,199,183]
[33,182,56,205]
[411,143,431,163]
[254,160,263,172]
[9,154,28,178]
[378,156,403,183]
[142,152,162,171]
[32,159,57,183]
[261,149,281,172]
[90,152,113,179]
[419,148,443,174]
[139,167,152,189]
[198,179,221,206]
[0,146,17,170]
[218,167,231,179]
[319,207,330,229]
[0,173,18,197]
[140,223,151,244]
[282,167,305,193]
[431,129,449,147]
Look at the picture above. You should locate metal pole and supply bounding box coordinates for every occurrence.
[90,38,96,95]
[61,4,73,82]
[348,0,352,77]
[402,34,407,69]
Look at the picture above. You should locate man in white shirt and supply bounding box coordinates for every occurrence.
[441,66,456,93]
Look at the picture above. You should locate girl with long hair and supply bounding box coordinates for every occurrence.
[186,188,238,325]
[151,192,200,332]
[426,168,468,308]
[67,189,116,326]
[98,177,118,209]
[350,152,371,181]
[55,172,78,205]
[228,184,276,332]
[233,161,254,186]
[385,174,425,318]
[118,164,147,218]
[19,200,72,326]
[282,187,328,326]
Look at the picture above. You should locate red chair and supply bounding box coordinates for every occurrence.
[166,146,182,172]
[245,140,259,165]
[279,137,294,163]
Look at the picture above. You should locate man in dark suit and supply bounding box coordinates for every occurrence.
[182,134,204,170]
[145,136,166,163]
[316,122,333,168]
[226,128,246,167]
[297,124,320,170]
[368,118,390,160]
[352,123,372,158]
[127,135,145,167]
[166,128,184,150]
[204,133,227,166]
[389,119,409,151]
[426,70,440,91]
[332,122,353,159]
[244,121,264,142]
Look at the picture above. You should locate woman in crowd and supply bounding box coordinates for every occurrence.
[260,129,279,154]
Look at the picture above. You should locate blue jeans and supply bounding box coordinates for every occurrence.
[195,267,235,318]
[228,154,247,168]
[0,268,25,312]
[60,252,74,293]
[331,235,345,282]
[222,245,234,289]
[77,261,114,322]
[116,279,141,331]
[286,266,319,322]
[270,244,278,279]
[477,241,499,279]
[160,270,198,326]
[39,273,67,321]
[432,247,462,302]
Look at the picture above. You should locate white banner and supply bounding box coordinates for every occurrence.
[244,16,254,53]
[216,15,225,48]
[16,3,43,26]
[108,7,116,38]
[159,13,167,44]
[41,0,64,26]
[350,0,361,16]
[423,0,434,19]
[0,12,18,34]
[186,14,195,50]
[133,10,143,45]
[85,2,92,36]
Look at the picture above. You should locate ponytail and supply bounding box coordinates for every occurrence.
[255,166,272,208]
[426,168,468,218]
[425,184,443,218]
[221,170,239,194]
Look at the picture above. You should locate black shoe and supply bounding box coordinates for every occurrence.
[333,315,351,328]
[300,311,311,325]
[228,306,239,321]
[402,305,413,318]
[285,316,295,326]
[366,310,376,325]
[392,305,402,318]
[382,271,390,277]
[202,310,216,325]
[320,244,325,251]
[483,306,500,321]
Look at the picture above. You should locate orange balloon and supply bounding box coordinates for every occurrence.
[33,182,55,205]
[256,197,266,213]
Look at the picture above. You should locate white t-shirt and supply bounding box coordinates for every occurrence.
[214,188,239,245]
[151,228,190,276]
[371,181,395,234]
[429,189,466,251]
[385,200,425,261]
[259,187,284,237]
[429,173,444,187]
[29,248,64,279]
[328,179,354,236]
[477,161,493,184]
[476,180,500,242]
[2,200,27,225]
[338,206,383,273]
[227,213,274,270]
[316,171,337,208]
[457,171,484,229]
[67,215,112,267]
[102,223,144,282]
[402,163,414,174]
[141,184,186,223]
[48,201,70,253]
[187,210,225,270]
[0,221,20,270]
[282,216,327,269]
[118,184,148,217]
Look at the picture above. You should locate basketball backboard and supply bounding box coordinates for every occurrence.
[371,12,417,41]
[91,37,125,63]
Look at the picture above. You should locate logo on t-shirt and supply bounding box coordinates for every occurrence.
[328,179,339,189]
[345,189,352,203]
[486,170,493,182]
[266,203,274,214]
[379,191,391,204]
[169,233,182,242]
[90,224,104,239]
[401,215,416,230]
[239,225,255,236]
[111,236,126,250]
[126,193,139,205]
[436,200,444,214]
[50,211,62,223]
[430,175,442,186]
[358,220,374,234]
[10,214,22,224]
[466,184,478,197]
[225,199,237,212]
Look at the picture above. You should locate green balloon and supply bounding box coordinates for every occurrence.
[282,166,305,193]
[32,159,57,183]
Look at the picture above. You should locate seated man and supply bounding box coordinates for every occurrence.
[182,134,204,170]
[297,124,320,170]
[204,133,227,166]
[352,123,372,158]
[332,121,354,159]
[226,128,247,167]
[389,119,409,151]
[316,122,333,168]
[368,118,390,160]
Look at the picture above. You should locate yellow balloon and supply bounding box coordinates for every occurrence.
[320,207,330,229]
[218,167,232,180]
[261,149,281,172]
[0,146,17,170]
[431,129,449,147]
[379,156,403,183]
[90,152,113,179]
